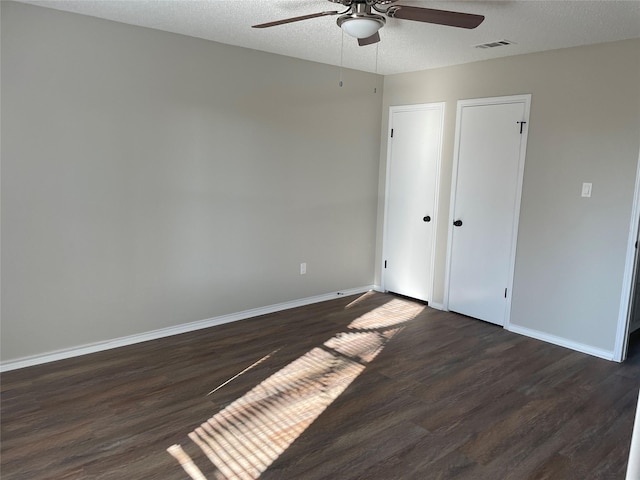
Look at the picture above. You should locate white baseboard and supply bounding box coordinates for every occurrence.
[507,323,615,361]
[0,285,375,372]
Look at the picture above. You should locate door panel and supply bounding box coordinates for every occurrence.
[448,99,529,325]
[384,105,444,302]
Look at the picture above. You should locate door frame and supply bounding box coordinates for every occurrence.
[613,147,640,362]
[381,102,445,302]
[443,94,531,327]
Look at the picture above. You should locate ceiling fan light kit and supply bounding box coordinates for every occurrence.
[337,14,385,39]
[252,0,484,46]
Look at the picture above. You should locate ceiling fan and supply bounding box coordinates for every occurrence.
[252,0,485,46]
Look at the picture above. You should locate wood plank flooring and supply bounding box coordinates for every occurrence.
[2,292,640,479]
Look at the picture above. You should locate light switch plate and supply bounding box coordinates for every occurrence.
[581,183,592,198]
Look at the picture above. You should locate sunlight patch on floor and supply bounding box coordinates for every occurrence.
[168,297,425,479]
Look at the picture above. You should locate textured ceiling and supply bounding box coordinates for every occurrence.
[16,0,640,75]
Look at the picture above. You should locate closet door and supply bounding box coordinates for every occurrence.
[383,103,444,303]
[447,95,531,326]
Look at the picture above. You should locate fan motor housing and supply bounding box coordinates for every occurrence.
[336,13,386,29]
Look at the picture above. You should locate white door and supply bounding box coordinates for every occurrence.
[383,103,444,303]
[446,95,531,326]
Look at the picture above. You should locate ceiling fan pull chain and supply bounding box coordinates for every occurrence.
[339,30,344,87]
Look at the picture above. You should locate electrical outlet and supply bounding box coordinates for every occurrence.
[300,262,307,275]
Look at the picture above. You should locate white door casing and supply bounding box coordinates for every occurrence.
[383,103,444,303]
[445,95,531,326]
[613,147,640,362]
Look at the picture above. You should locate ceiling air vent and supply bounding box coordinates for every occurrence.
[474,39,516,49]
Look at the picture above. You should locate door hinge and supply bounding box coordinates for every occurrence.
[384,260,387,269]
[517,121,527,134]
[504,288,508,298]
[390,129,394,138]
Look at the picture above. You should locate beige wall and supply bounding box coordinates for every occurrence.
[1,2,383,362]
[377,38,640,354]
[3,1,639,364]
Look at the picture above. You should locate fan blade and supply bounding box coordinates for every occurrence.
[252,11,340,28]
[358,32,381,46]
[387,6,484,29]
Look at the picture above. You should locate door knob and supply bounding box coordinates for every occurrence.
[453,220,463,227]
[423,216,431,222]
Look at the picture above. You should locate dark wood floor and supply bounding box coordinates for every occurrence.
[2,292,640,479]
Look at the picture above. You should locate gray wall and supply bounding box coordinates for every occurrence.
[1,2,383,362]
[377,38,640,354]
